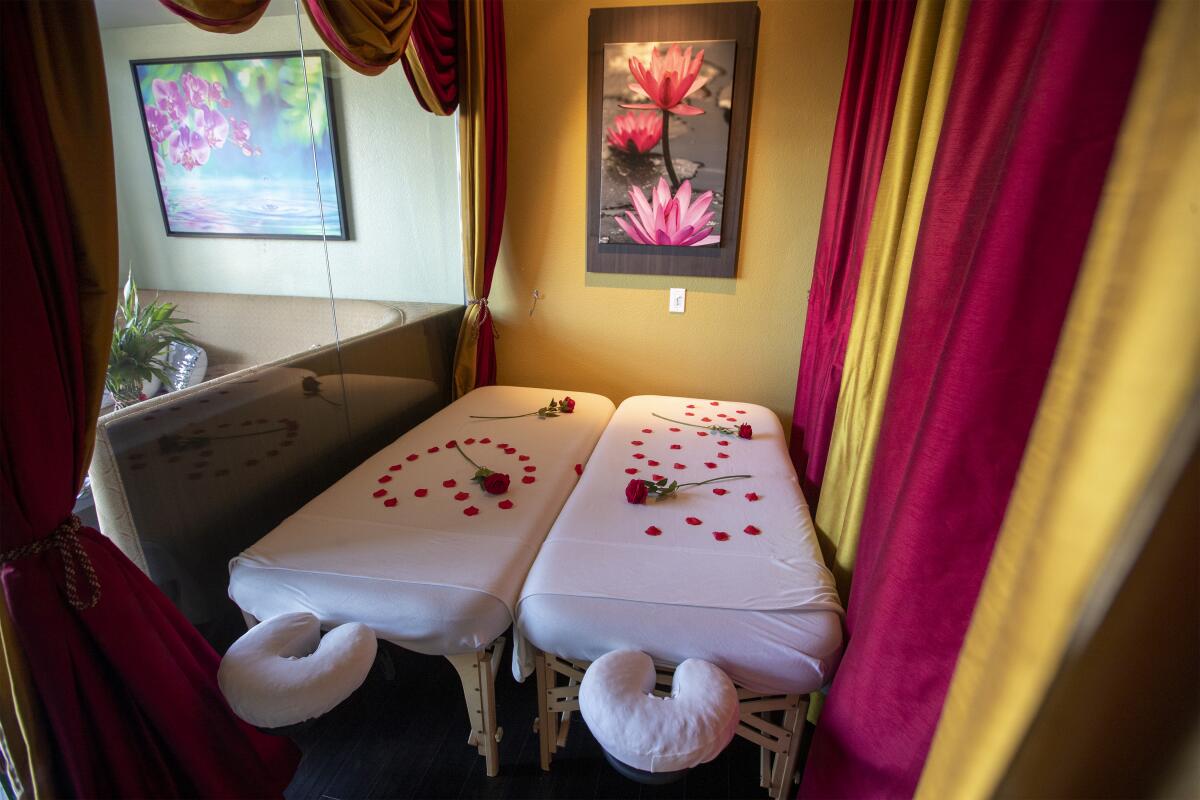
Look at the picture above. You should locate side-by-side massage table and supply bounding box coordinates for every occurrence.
[514,396,844,798]
[227,386,615,775]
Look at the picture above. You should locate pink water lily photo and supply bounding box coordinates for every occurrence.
[598,39,736,249]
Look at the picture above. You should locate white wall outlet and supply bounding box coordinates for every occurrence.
[669,287,686,314]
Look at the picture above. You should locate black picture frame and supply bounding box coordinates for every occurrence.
[587,2,760,277]
[130,49,350,241]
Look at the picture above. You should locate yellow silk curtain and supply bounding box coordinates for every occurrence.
[158,0,271,33]
[815,0,968,599]
[916,0,1200,794]
[1,1,119,795]
[301,0,418,77]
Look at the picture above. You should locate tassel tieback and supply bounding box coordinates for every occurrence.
[1,514,100,610]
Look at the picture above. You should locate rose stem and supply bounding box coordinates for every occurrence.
[454,443,483,471]
[651,412,732,434]
[468,412,537,420]
[679,475,751,490]
[660,109,680,192]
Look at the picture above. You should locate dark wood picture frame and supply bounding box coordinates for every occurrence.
[587,2,760,278]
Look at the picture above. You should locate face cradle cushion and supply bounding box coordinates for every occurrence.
[217,612,377,729]
[579,650,739,774]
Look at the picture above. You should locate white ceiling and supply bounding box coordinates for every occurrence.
[93,0,297,30]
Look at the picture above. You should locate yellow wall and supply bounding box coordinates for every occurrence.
[491,0,852,431]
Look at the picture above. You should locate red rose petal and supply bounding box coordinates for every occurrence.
[480,437,492,444]
[670,427,681,432]
[575,463,583,475]
[519,454,530,461]
[718,440,730,446]
[372,489,387,498]
[718,453,730,459]
[414,488,428,497]
[428,446,440,453]
[443,479,457,488]
[705,462,717,469]
[685,517,702,526]
[746,492,760,502]
[713,531,730,541]
[633,453,646,460]
[736,410,746,414]
[674,463,687,470]
[744,525,762,535]
[389,464,403,471]
[631,440,644,446]
[522,475,536,484]
[645,526,662,536]
[697,431,709,437]
[524,466,536,473]
[710,401,719,406]
[712,488,728,496]
[384,498,398,507]
[625,468,639,475]
[670,444,682,450]
[499,500,514,510]
[407,454,420,461]
[378,475,392,483]
[642,428,653,434]
[652,474,666,481]
[497,442,509,449]
[505,448,517,455]
[701,417,712,422]
[445,440,457,449]
[686,404,695,408]
[464,438,476,445]
[685,413,695,417]
[455,491,470,501]
[463,506,480,516]
[647,460,660,467]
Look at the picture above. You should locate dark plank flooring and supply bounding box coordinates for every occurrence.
[283,638,811,800]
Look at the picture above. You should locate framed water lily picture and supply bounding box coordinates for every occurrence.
[588,3,759,277]
[131,51,349,240]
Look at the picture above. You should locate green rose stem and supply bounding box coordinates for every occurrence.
[673,475,751,491]
[454,442,484,472]
[660,109,681,192]
[651,412,738,435]
[468,411,541,420]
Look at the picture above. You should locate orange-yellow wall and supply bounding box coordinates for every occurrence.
[492,0,852,431]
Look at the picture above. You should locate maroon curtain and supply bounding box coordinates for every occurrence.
[402,0,461,114]
[799,2,1157,797]
[473,0,507,389]
[0,5,299,796]
[789,0,916,506]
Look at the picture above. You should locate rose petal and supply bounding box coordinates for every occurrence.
[705,462,717,469]
[685,413,695,417]
[674,463,687,470]
[522,475,536,484]
[414,488,428,497]
[712,488,728,496]
[406,454,420,462]
[718,440,730,447]
[480,437,492,444]
[445,440,457,449]
[746,492,760,501]
[631,440,644,446]
[670,427,681,432]
[499,499,514,510]
[718,453,730,459]
[686,404,695,409]
[505,448,517,455]
[497,443,509,449]
[633,453,646,460]
[455,491,470,501]
[697,431,709,437]
[744,525,761,535]
[519,455,530,461]
[641,428,653,434]
[384,498,398,507]
[652,474,666,481]
[427,446,440,453]
[701,417,712,422]
[685,517,702,526]
[645,526,662,536]
[736,410,746,414]
[464,506,480,516]
[710,402,719,406]
[647,460,660,467]
[378,475,392,483]
[713,531,730,541]
[372,489,387,498]
[443,479,457,488]
[524,466,536,473]
[575,463,583,475]
[464,438,476,445]
[670,444,682,450]
[625,468,639,474]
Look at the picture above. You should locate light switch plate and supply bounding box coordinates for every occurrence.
[669,287,686,313]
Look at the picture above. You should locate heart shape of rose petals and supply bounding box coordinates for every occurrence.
[372,489,387,498]
[464,506,480,516]
[713,531,730,541]
[744,525,761,535]
[414,488,428,497]
[712,488,728,496]
[645,526,662,536]
[455,491,470,501]
[384,498,398,508]
[378,475,392,483]
[499,500,514,510]
[685,517,702,526]
[625,468,639,475]
[522,475,536,484]
[443,479,457,488]
[407,454,419,461]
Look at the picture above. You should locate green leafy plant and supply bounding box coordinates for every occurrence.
[106,272,195,408]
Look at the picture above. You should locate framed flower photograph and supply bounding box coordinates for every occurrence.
[587,3,760,277]
[131,51,349,240]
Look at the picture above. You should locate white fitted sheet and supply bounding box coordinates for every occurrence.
[516,395,844,694]
[229,386,614,655]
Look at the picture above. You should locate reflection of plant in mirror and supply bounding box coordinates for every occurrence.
[106,272,195,409]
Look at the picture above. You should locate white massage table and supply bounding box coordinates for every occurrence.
[228,386,614,774]
[514,395,844,797]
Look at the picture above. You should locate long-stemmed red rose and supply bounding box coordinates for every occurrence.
[652,412,752,439]
[454,443,510,495]
[470,396,575,420]
[624,473,750,504]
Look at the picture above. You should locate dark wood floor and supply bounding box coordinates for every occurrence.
[283,638,811,800]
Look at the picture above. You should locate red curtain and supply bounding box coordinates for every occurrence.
[0,5,299,796]
[799,1,1157,797]
[402,0,461,114]
[473,0,507,389]
[789,0,916,505]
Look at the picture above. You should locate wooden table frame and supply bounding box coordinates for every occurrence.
[533,650,808,799]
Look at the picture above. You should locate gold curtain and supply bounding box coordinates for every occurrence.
[916,0,1200,794]
[158,0,271,34]
[1,2,120,795]
[301,0,419,77]
[815,0,968,599]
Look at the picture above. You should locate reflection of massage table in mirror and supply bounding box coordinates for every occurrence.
[227,386,615,775]
[513,396,844,798]
[91,366,441,632]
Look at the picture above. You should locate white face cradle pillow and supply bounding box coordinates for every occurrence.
[579,650,739,774]
[217,612,377,729]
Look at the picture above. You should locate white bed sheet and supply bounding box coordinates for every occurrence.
[229,386,614,655]
[515,395,844,694]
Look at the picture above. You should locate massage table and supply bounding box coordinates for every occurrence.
[227,386,614,774]
[514,395,844,797]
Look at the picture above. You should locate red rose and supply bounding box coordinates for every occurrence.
[561,396,575,413]
[738,424,753,439]
[481,472,510,495]
[625,478,648,505]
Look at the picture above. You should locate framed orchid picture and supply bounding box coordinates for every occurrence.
[131,51,349,240]
[587,3,759,277]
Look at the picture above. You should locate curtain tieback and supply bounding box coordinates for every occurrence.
[468,297,499,338]
[1,515,101,611]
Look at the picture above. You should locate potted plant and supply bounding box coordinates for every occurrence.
[106,273,195,409]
